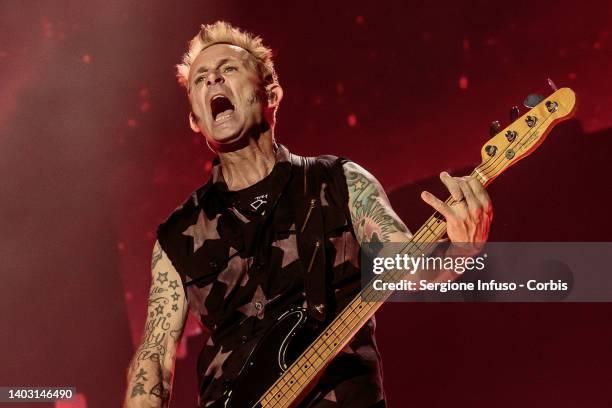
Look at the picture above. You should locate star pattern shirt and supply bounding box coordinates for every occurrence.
[156,145,386,407]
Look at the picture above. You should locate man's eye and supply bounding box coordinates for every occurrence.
[224,66,237,73]
[194,76,205,85]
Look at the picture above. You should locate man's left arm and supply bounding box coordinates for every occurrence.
[343,161,493,278]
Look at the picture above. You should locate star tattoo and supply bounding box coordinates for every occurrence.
[156,271,168,284]
[155,304,164,316]
[172,304,178,312]
[171,292,179,301]
[169,280,179,290]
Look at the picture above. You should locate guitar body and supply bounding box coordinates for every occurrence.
[210,307,321,408]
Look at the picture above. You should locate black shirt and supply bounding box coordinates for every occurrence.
[156,144,385,407]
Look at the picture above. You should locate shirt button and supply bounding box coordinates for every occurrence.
[241,335,248,344]
[255,301,263,311]
[209,261,218,269]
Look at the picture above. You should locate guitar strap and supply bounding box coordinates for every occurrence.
[288,153,329,322]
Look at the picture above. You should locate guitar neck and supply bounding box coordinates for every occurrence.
[258,87,576,408]
[258,192,458,407]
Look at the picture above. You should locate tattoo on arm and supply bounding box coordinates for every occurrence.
[151,241,163,270]
[127,242,187,406]
[344,162,409,244]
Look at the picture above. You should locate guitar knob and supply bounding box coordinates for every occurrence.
[489,120,501,137]
[485,145,498,157]
[526,115,538,127]
[510,106,520,122]
[523,94,545,108]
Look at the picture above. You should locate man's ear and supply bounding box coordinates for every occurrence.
[189,112,201,133]
[266,84,284,109]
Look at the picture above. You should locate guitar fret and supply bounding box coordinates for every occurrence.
[266,180,482,405]
[255,87,575,408]
[270,217,446,406]
[265,300,381,407]
[267,213,450,403]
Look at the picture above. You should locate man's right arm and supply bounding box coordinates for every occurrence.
[124,240,188,408]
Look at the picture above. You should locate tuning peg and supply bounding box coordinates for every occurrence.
[510,106,519,122]
[523,94,545,108]
[547,78,558,91]
[489,120,501,137]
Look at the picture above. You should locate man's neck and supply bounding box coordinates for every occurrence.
[217,133,277,191]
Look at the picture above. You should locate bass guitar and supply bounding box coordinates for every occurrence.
[211,86,577,407]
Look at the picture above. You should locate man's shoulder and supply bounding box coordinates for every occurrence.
[289,150,352,174]
[157,181,211,232]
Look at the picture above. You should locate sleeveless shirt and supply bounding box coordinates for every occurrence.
[156,144,385,407]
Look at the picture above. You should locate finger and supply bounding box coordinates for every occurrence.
[458,177,481,215]
[421,190,453,220]
[467,176,492,211]
[439,172,463,201]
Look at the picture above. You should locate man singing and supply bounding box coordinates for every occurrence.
[124,21,492,408]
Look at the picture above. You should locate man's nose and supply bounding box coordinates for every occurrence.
[206,71,224,86]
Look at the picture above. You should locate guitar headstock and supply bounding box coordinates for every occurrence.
[475,87,576,186]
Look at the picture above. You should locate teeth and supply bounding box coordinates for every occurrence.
[215,113,232,122]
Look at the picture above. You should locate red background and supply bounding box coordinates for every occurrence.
[1,1,611,407]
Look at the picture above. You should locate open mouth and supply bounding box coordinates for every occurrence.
[210,95,235,122]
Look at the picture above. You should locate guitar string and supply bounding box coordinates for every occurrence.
[260,116,553,408]
[381,110,558,284]
[478,111,555,184]
[263,209,466,406]
[266,214,453,405]
[259,115,549,408]
[258,103,559,408]
[260,209,449,406]
[420,108,556,233]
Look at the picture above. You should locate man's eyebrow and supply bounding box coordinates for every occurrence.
[192,57,238,79]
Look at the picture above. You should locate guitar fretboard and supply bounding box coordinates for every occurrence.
[257,87,574,408]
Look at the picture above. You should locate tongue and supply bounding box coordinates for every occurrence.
[216,109,234,120]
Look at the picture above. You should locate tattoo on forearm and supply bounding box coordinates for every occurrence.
[131,382,146,397]
[345,163,408,243]
[150,381,170,400]
[128,260,186,404]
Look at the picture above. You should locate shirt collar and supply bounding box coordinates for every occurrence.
[205,143,293,207]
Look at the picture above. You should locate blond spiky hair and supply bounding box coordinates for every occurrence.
[176,21,278,90]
